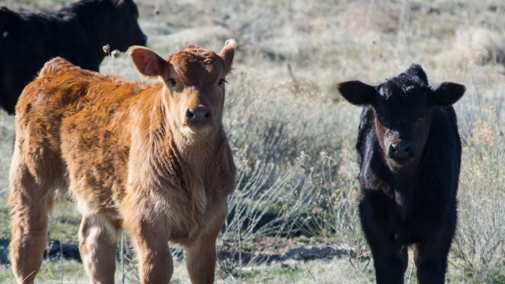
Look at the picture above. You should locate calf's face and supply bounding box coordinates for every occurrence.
[373,82,431,164]
[338,64,465,168]
[129,40,236,138]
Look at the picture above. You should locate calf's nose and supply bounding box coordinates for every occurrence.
[186,107,211,125]
[389,141,412,159]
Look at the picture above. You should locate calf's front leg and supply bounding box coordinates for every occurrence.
[126,216,173,284]
[359,198,408,284]
[371,245,409,284]
[414,243,449,284]
[185,225,222,284]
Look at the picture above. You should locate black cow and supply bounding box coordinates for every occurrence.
[338,64,465,283]
[0,0,147,114]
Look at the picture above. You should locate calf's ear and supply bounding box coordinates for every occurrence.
[219,39,236,75]
[430,82,466,107]
[337,81,378,106]
[129,46,168,79]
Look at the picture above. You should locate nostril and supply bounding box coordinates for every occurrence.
[187,108,210,122]
[187,109,195,119]
[391,144,398,154]
[404,145,411,153]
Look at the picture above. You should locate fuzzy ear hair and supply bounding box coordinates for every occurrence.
[219,39,236,75]
[430,82,466,107]
[129,46,168,79]
[337,80,379,106]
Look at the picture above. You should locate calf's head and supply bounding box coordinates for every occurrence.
[129,40,236,138]
[108,0,147,50]
[338,64,465,168]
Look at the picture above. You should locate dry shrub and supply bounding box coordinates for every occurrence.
[223,71,355,178]
[149,25,233,53]
[453,28,505,66]
[452,111,505,281]
[339,0,400,35]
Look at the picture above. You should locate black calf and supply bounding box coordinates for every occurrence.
[338,64,465,283]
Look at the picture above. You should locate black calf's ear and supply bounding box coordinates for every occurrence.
[337,81,378,106]
[430,82,466,107]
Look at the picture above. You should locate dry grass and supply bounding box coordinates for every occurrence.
[1,0,505,282]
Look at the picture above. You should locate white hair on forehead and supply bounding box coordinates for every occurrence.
[402,85,415,92]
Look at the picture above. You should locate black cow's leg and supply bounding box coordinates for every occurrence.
[372,244,408,284]
[413,243,448,284]
[400,245,409,273]
[360,196,409,283]
[414,205,456,284]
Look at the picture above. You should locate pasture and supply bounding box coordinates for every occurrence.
[1,0,505,282]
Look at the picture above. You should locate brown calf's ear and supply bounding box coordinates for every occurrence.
[129,46,168,79]
[430,82,466,107]
[337,80,378,106]
[219,39,236,75]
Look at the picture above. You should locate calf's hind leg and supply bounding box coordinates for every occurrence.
[79,216,120,284]
[9,157,54,284]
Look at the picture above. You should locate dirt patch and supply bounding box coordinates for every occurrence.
[218,236,357,265]
[0,237,359,266]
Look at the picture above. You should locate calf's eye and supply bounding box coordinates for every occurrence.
[218,79,226,88]
[417,112,426,123]
[169,78,176,87]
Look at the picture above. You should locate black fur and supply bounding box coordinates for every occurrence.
[0,0,147,114]
[338,64,465,283]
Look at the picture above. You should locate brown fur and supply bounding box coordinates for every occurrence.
[9,40,237,284]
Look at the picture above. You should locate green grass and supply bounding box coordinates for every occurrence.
[48,203,82,245]
[0,207,10,240]
[0,260,87,284]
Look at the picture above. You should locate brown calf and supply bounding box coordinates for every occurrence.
[9,40,237,284]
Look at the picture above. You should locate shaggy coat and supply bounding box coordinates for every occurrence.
[0,0,147,114]
[9,40,237,284]
[338,64,465,284]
